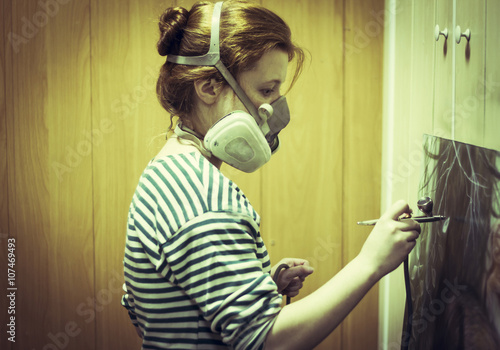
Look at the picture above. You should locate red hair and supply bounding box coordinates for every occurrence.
[156,0,304,123]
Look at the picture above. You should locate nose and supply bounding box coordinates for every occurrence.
[271,94,283,105]
[271,95,285,106]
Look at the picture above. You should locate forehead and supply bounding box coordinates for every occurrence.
[240,49,289,85]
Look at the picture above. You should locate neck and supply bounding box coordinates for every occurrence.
[208,155,223,169]
[158,135,222,170]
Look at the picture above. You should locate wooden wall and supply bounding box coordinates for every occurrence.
[0,0,384,349]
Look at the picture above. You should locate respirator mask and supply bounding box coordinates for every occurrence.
[167,1,290,173]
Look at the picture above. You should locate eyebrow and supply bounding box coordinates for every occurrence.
[261,79,282,85]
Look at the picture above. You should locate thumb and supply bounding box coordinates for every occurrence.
[282,265,314,282]
[381,199,411,220]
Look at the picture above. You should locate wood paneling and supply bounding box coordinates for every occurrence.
[1,0,11,348]
[90,0,172,348]
[2,0,95,349]
[261,0,345,348]
[1,0,384,349]
[343,0,384,348]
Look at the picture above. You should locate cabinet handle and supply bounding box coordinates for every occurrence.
[434,24,448,41]
[455,25,471,44]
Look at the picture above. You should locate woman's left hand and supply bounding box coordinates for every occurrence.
[271,258,314,298]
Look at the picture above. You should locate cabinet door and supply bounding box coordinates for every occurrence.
[454,0,486,145]
[433,0,454,139]
[409,0,437,206]
[484,0,500,151]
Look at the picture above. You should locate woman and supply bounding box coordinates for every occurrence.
[121,1,420,349]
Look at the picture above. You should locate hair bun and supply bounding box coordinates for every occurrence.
[157,7,190,57]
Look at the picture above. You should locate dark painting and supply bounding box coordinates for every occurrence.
[403,134,500,349]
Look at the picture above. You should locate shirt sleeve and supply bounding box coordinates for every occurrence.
[162,210,282,350]
[121,282,139,328]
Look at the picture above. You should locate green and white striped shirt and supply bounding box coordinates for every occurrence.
[122,152,282,349]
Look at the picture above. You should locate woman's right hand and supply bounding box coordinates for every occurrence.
[264,200,420,350]
[359,200,421,278]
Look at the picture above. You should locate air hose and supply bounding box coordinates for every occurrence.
[402,256,412,350]
[272,263,291,305]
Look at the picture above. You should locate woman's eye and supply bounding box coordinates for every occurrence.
[261,89,274,97]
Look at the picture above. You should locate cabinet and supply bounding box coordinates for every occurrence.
[380,0,499,348]
[433,0,487,146]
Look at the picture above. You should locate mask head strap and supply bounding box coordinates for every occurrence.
[166,1,262,125]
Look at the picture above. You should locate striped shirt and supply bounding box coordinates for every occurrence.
[121,152,283,350]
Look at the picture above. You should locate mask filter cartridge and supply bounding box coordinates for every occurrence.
[204,111,271,172]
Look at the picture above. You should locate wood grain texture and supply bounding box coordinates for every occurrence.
[1,0,11,349]
[261,0,344,349]
[4,0,95,349]
[2,0,385,349]
[90,0,173,348]
[343,0,384,348]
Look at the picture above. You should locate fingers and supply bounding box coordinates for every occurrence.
[283,265,314,281]
[273,260,313,283]
[382,199,412,221]
[391,218,420,245]
[282,277,303,297]
[404,226,420,242]
[361,200,423,276]
[277,264,314,296]
[406,233,419,243]
[278,258,311,268]
[394,218,421,233]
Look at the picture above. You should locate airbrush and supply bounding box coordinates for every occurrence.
[357,196,446,350]
[357,196,446,226]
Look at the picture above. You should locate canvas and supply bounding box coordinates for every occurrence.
[403,134,500,349]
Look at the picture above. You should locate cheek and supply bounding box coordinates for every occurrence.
[245,91,268,109]
[216,90,245,118]
[238,79,265,107]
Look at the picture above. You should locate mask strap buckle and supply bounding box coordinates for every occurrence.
[166,2,222,66]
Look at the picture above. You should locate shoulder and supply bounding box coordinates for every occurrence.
[130,152,260,239]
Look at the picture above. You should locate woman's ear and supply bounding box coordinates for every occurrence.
[194,78,222,105]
